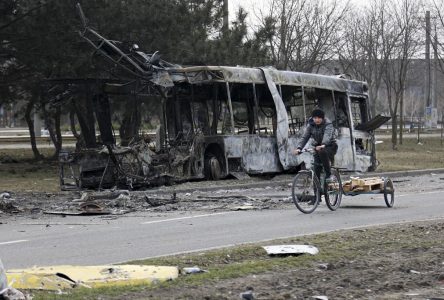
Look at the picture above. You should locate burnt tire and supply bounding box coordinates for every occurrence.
[383,178,395,207]
[204,154,222,180]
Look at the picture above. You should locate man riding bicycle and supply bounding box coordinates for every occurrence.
[295,108,338,182]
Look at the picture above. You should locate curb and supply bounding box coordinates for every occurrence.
[142,168,444,195]
[369,168,444,179]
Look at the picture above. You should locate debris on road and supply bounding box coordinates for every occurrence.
[317,263,330,270]
[240,287,254,300]
[182,266,208,275]
[231,204,255,211]
[0,259,26,300]
[262,245,319,256]
[73,190,131,203]
[0,259,7,293]
[0,193,11,200]
[43,190,136,216]
[0,197,20,214]
[0,173,439,221]
[6,265,179,291]
[144,193,178,207]
[79,201,110,214]
[0,287,26,300]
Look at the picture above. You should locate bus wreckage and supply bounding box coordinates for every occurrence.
[58,5,390,190]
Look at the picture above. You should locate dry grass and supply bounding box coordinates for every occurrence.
[31,220,444,299]
[1,137,443,192]
[376,137,444,172]
[0,148,60,192]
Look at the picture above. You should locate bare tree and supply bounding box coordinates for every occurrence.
[337,0,422,149]
[255,0,349,72]
[430,0,444,73]
[336,0,392,118]
[382,0,422,149]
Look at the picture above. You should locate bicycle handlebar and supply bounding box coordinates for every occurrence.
[296,148,315,155]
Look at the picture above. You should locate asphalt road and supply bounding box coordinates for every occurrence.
[1,189,443,269]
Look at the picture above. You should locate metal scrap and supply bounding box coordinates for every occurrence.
[181,266,208,275]
[0,259,26,300]
[0,200,20,214]
[0,259,7,294]
[44,190,134,216]
[6,264,179,290]
[263,245,319,256]
[144,194,178,207]
[0,192,11,200]
[230,204,255,211]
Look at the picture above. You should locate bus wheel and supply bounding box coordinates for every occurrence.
[205,154,222,180]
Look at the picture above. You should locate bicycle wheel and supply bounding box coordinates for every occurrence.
[324,169,343,211]
[292,170,321,214]
[383,178,395,207]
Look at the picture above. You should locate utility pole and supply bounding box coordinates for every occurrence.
[425,11,431,108]
[417,115,421,144]
[433,22,438,109]
[223,0,229,33]
[441,113,443,146]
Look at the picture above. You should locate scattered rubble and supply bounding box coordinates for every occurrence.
[0,259,7,293]
[0,193,11,200]
[6,265,179,291]
[0,259,26,300]
[262,245,319,256]
[0,173,442,221]
[181,267,207,275]
[0,199,20,214]
[240,287,254,300]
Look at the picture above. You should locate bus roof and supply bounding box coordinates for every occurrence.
[168,66,368,94]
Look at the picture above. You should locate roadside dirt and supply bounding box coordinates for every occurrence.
[2,173,444,299]
[106,220,444,300]
[1,173,444,221]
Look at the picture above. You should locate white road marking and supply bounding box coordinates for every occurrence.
[397,190,442,197]
[127,216,444,263]
[0,239,28,246]
[141,212,233,225]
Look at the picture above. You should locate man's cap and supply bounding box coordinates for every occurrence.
[311,108,325,119]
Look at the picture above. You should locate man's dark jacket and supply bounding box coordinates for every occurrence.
[297,117,336,149]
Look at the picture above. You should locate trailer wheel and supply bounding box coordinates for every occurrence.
[204,154,222,180]
[383,178,395,208]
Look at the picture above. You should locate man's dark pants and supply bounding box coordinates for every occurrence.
[314,143,338,180]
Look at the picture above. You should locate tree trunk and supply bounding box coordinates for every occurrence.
[391,114,398,150]
[42,104,61,159]
[119,97,141,146]
[399,91,404,145]
[69,107,80,139]
[24,100,43,160]
[53,106,62,158]
[279,0,287,69]
[73,97,96,148]
[369,85,379,119]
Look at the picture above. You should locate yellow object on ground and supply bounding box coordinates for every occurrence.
[6,265,178,290]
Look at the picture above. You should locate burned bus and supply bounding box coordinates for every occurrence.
[58,5,390,190]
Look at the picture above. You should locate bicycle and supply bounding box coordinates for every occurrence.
[291,148,343,214]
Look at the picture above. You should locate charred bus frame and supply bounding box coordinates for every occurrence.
[58,5,390,190]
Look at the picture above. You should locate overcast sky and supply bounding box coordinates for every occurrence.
[228,0,368,24]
